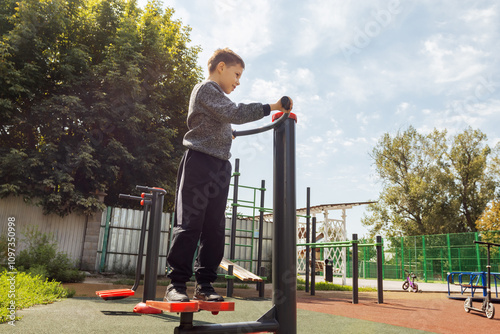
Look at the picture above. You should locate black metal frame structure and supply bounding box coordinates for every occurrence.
[174,111,297,333]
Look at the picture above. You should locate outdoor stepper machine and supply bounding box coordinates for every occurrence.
[464,240,500,319]
[145,96,298,334]
[96,186,167,314]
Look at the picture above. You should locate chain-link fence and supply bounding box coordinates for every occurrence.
[342,231,500,282]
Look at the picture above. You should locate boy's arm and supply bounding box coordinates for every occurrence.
[197,83,292,125]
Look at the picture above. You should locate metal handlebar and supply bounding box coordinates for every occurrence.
[119,194,143,201]
[135,185,166,194]
[233,96,291,138]
[233,112,289,137]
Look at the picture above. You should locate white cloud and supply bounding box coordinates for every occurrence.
[421,34,487,84]
[356,112,380,126]
[460,5,497,24]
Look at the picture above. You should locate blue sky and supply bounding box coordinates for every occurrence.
[138,0,500,237]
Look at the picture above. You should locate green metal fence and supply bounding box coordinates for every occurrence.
[344,231,500,282]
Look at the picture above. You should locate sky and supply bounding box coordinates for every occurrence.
[138,0,500,238]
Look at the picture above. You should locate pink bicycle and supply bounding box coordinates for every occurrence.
[402,270,419,292]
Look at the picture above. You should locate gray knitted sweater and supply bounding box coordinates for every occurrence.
[183,80,268,160]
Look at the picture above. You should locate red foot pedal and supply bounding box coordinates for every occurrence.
[145,300,235,314]
[96,289,135,300]
[198,301,235,312]
[134,302,163,314]
[146,301,199,313]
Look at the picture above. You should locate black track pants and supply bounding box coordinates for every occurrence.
[166,149,231,284]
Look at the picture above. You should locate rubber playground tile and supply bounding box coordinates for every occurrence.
[6,297,431,334]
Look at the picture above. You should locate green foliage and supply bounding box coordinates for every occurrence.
[15,226,85,283]
[363,126,498,237]
[0,0,203,215]
[0,270,68,324]
[476,200,500,245]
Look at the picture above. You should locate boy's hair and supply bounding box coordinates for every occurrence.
[208,48,245,73]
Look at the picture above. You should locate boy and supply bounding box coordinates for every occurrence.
[165,48,293,302]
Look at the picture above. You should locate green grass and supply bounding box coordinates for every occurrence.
[0,270,70,324]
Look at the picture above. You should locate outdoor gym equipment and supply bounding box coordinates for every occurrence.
[402,270,418,293]
[96,185,166,314]
[146,96,297,333]
[463,240,500,319]
[95,193,150,301]
[298,233,384,304]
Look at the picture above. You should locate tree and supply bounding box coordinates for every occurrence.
[476,200,500,243]
[447,128,497,231]
[362,126,458,237]
[0,0,202,215]
[363,126,498,237]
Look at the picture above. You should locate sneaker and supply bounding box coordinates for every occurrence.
[164,283,189,302]
[193,283,224,302]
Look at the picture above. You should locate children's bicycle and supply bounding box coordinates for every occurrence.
[402,270,418,292]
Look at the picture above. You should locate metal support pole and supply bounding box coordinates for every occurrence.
[133,201,150,291]
[227,265,234,297]
[272,115,297,334]
[311,217,316,296]
[143,188,165,302]
[352,234,358,304]
[257,180,265,296]
[376,235,384,304]
[259,267,266,298]
[228,159,240,297]
[422,235,427,282]
[230,159,240,261]
[305,187,310,293]
[487,245,491,301]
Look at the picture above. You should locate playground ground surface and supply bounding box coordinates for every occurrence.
[4,278,500,334]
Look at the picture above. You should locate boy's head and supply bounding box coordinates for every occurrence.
[207,48,245,94]
[208,48,245,74]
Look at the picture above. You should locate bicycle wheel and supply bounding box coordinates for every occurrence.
[402,281,409,291]
[464,297,471,313]
[486,302,495,319]
[413,283,418,293]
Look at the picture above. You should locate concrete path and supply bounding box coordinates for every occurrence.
[302,275,463,293]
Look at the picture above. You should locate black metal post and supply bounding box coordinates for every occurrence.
[273,115,297,334]
[311,217,316,296]
[142,187,165,302]
[230,159,240,261]
[352,234,358,304]
[487,244,491,301]
[227,265,234,297]
[259,267,266,298]
[133,201,150,291]
[228,159,240,297]
[376,235,384,304]
[305,187,310,293]
[257,180,266,296]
